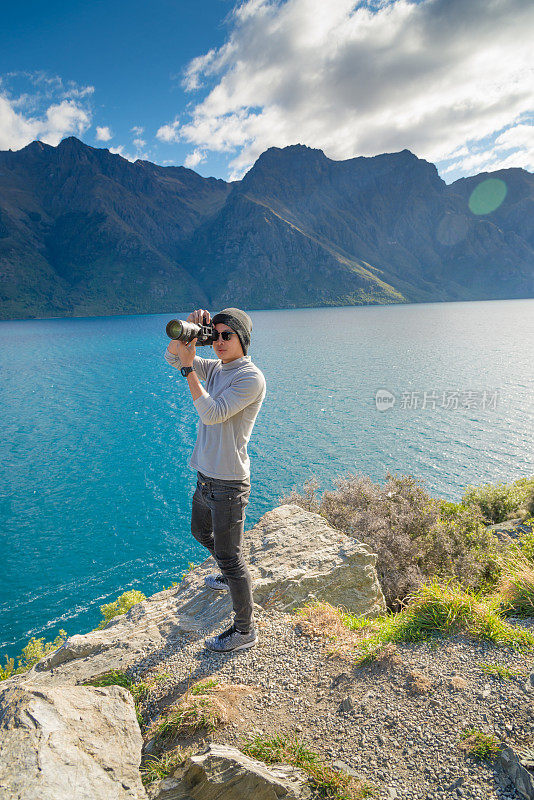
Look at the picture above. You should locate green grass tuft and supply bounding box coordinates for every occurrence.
[480,662,523,680]
[242,732,376,799]
[140,748,186,786]
[340,581,534,664]
[458,728,502,761]
[191,678,219,695]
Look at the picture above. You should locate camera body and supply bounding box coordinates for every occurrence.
[166,319,215,346]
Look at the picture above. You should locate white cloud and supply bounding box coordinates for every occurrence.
[133,137,146,148]
[109,145,135,161]
[0,94,91,149]
[443,119,534,175]
[168,0,534,180]
[96,125,113,141]
[131,125,144,135]
[184,148,206,168]
[156,120,180,143]
[0,73,93,150]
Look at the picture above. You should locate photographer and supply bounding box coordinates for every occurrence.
[164,307,266,652]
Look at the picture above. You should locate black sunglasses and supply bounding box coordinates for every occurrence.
[212,330,236,341]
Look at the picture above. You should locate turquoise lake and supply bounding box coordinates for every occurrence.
[1,299,533,661]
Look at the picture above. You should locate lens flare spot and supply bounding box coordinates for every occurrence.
[468,178,507,215]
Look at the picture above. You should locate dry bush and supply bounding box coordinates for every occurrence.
[283,470,507,609]
[406,668,433,694]
[293,600,362,659]
[152,681,257,744]
[450,675,468,690]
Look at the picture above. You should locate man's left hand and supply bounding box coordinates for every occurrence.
[178,337,197,367]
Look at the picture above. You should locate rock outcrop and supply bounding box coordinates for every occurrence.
[0,682,147,800]
[146,743,311,800]
[245,504,385,618]
[0,504,385,799]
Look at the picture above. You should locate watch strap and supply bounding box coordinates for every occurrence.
[180,366,194,377]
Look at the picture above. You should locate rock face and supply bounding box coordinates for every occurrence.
[0,503,384,798]
[244,504,386,617]
[0,682,147,800]
[146,743,311,800]
[498,744,534,800]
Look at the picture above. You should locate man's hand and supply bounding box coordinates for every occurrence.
[177,337,197,368]
[187,309,211,325]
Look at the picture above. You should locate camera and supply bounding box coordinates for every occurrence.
[165,317,214,346]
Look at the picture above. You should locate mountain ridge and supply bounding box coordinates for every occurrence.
[0,137,532,320]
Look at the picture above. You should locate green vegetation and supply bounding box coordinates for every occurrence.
[461,476,534,524]
[496,557,534,617]
[458,728,502,761]
[326,581,534,664]
[191,678,219,695]
[94,590,147,630]
[0,629,68,681]
[511,520,534,562]
[140,748,187,786]
[242,732,376,799]
[480,662,523,680]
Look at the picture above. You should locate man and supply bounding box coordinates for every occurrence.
[164,307,266,652]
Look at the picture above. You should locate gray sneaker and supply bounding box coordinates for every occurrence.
[204,623,258,652]
[204,573,230,591]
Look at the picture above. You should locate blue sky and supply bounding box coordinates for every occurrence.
[1,0,533,183]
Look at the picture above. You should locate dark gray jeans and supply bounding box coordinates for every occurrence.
[191,470,253,633]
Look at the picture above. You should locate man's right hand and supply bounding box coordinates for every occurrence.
[187,309,211,325]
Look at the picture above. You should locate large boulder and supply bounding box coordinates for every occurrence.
[146,742,311,800]
[245,504,385,617]
[0,682,147,800]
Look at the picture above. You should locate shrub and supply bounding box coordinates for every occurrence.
[461,477,534,524]
[0,629,68,681]
[281,471,507,608]
[94,590,146,630]
[514,519,534,562]
[279,475,321,514]
[510,476,534,518]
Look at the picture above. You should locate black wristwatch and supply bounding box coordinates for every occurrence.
[180,366,194,377]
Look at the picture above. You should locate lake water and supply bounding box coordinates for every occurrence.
[1,299,533,661]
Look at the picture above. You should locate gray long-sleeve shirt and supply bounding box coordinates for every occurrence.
[164,347,266,480]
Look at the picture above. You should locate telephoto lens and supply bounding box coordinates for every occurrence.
[166,319,212,344]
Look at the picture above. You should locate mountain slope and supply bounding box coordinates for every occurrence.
[0,138,532,320]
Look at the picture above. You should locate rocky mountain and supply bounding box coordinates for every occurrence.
[0,138,532,320]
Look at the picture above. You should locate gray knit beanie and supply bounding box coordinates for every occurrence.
[211,307,252,355]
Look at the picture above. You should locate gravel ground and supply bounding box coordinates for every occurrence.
[127,607,534,800]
